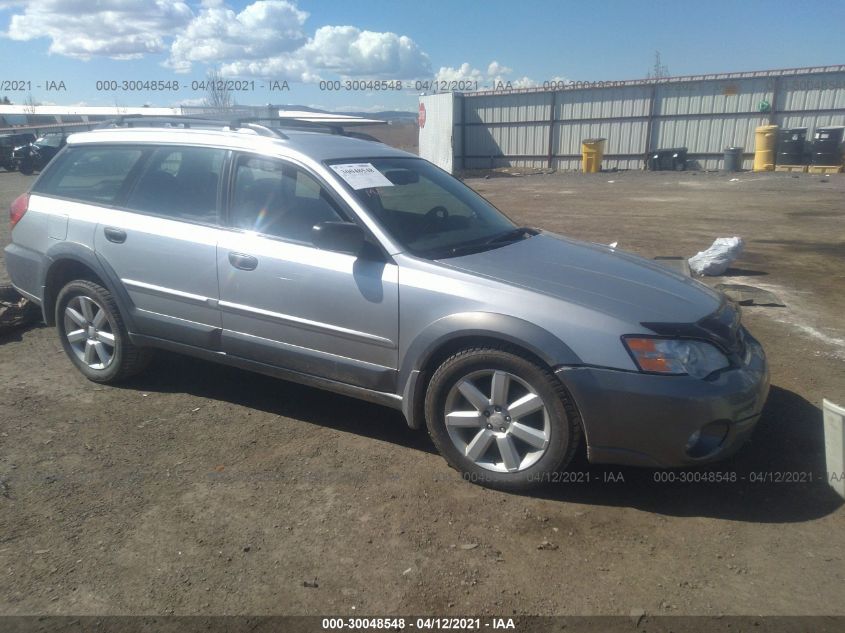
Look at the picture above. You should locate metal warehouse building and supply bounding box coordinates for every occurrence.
[419,64,845,173]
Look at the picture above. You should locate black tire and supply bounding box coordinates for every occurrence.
[19,161,33,175]
[55,280,152,383]
[424,345,582,491]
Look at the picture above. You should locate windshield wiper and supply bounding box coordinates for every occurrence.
[482,226,537,246]
[430,227,538,259]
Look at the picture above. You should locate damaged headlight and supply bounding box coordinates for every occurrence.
[623,337,730,379]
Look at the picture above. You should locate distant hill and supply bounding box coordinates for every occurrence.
[277,105,417,123]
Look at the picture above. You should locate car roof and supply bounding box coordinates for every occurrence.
[66,126,415,162]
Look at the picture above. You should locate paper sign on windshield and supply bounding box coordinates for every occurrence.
[330,163,393,190]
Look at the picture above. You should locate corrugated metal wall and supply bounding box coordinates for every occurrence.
[426,67,845,172]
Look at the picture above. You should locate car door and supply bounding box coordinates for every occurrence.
[216,153,399,392]
[94,145,228,348]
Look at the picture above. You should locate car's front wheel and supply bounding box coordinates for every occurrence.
[425,346,581,491]
[56,280,152,383]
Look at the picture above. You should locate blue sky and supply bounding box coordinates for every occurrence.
[0,0,842,112]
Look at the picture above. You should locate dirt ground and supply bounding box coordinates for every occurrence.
[0,168,844,618]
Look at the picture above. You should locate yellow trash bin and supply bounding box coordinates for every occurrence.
[753,124,778,172]
[581,138,606,173]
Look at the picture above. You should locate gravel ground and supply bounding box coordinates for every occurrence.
[0,168,844,617]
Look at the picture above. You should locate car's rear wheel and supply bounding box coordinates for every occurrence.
[425,346,581,491]
[56,280,152,383]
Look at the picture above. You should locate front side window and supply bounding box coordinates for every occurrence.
[124,146,225,223]
[230,155,345,244]
[328,157,518,258]
[32,145,144,205]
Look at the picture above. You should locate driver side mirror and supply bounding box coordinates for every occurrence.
[312,221,366,255]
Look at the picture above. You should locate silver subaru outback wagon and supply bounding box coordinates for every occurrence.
[5,118,769,490]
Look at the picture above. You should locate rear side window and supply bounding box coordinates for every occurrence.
[124,146,225,224]
[33,146,144,205]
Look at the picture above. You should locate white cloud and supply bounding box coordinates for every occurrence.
[220,53,316,82]
[435,60,537,90]
[165,0,308,73]
[509,76,539,89]
[487,61,511,77]
[4,0,192,60]
[2,0,429,80]
[2,1,540,88]
[300,26,430,78]
[435,63,485,84]
[218,25,431,80]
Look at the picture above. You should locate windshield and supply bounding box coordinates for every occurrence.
[329,157,520,258]
[35,135,63,148]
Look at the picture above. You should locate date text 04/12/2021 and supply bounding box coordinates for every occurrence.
[321,617,517,629]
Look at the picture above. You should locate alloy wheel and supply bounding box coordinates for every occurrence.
[63,295,116,370]
[444,369,551,473]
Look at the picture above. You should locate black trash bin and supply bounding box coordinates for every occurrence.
[811,126,845,165]
[777,127,808,165]
[649,147,688,171]
[723,147,743,172]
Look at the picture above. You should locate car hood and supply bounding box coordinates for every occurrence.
[437,232,723,324]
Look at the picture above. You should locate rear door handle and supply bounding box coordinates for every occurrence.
[228,252,258,271]
[103,226,126,244]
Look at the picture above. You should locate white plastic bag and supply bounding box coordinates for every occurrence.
[688,237,745,276]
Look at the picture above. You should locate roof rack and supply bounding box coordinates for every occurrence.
[98,114,383,143]
[105,114,226,129]
[100,114,286,139]
[225,117,289,139]
[229,116,353,137]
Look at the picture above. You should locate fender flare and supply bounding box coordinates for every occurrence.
[42,242,136,330]
[399,312,581,429]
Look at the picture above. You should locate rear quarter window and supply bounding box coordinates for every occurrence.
[33,146,144,205]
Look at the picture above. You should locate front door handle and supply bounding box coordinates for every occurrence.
[228,252,258,271]
[103,226,126,244]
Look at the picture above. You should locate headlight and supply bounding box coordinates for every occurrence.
[623,337,730,379]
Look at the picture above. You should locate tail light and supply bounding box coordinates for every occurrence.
[10,192,29,229]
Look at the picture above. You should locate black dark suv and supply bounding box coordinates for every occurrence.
[12,133,67,174]
[0,132,35,171]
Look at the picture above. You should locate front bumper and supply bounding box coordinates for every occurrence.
[557,334,769,468]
